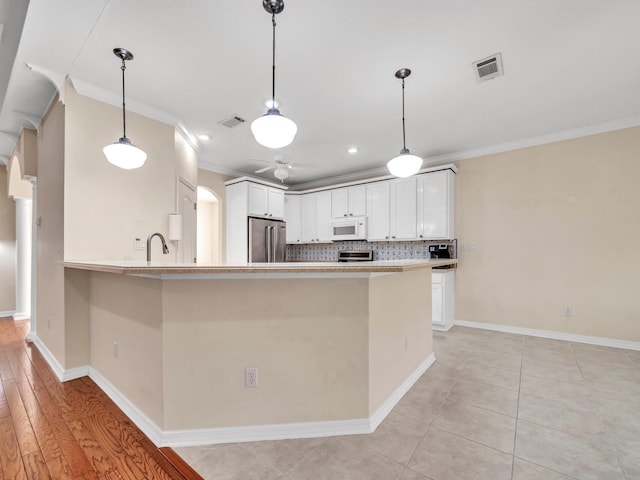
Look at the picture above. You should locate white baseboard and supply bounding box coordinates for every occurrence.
[0,310,16,318]
[432,323,454,332]
[13,312,30,321]
[368,353,435,431]
[88,367,164,446]
[164,353,436,447]
[29,334,66,380]
[30,333,436,448]
[454,319,640,351]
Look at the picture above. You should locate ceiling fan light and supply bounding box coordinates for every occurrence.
[273,165,289,181]
[103,137,147,169]
[251,108,297,149]
[387,149,422,178]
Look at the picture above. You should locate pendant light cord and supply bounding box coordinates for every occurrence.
[121,57,127,138]
[401,77,406,150]
[271,13,277,107]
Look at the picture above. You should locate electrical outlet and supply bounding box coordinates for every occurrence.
[134,238,145,250]
[245,367,258,387]
[564,306,573,317]
[113,341,118,358]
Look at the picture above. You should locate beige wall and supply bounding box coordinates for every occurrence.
[455,127,640,341]
[7,154,32,198]
[90,272,164,427]
[63,83,181,262]
[369,269,432,414]
[162,277,370,429]
[198,169,232,262]
[35,100,66,362]
[0,166,16,313]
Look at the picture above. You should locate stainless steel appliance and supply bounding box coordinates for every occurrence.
[331,216,368,241]
[338,250,373,262]
[248,217,286,262]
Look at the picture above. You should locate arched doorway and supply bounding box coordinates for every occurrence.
[196,186,220,264]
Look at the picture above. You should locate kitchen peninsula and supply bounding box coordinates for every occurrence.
[59,258,456,446]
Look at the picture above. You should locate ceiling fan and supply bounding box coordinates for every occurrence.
[252,155,315,182]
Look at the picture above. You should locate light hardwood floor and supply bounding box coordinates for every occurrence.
[0,316,202,480]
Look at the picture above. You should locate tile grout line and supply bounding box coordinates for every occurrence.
[510,339,523,480]
[396,360,456,480]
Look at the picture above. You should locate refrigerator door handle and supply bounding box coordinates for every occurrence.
[265,226,271,263]
[272,225,278,262]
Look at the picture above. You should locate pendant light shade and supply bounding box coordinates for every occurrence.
[387,148,423,178]
[251,108,297,149]
[104,48,147,169]
[252,0,297,149]
[103,137,147,170]
[387,68,422,177]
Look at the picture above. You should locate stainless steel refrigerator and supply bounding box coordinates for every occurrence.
[248,217,287,262]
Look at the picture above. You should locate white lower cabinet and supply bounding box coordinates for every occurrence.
[432,271,455,331]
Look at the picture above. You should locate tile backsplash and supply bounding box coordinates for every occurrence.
[286,240,456,262]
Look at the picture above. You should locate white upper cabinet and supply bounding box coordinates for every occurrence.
[390,177,418,240]
[417,170,454,239]
[268,188,285,219]
[247,183,285,219]
[366,177,418,241]
[284,195,302,244]
[366,182,391,241]
[301,191,332,243]
[331,185,366,218]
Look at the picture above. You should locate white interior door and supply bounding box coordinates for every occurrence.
[178,179,197,263]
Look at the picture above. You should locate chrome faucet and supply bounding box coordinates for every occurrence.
[147,232,169,262]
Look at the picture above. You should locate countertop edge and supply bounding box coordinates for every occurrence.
[59,259,457,275]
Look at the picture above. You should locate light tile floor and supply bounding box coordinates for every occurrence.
[175,326,640,480]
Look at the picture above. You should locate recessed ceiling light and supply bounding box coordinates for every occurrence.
[198,134,212,141]
[348,147,358,154]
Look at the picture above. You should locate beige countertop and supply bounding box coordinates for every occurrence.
[60,258,457,275]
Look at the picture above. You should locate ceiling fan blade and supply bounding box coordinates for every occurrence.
[255,165,275,173]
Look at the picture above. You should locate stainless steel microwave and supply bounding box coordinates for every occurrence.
[330,216,367,241]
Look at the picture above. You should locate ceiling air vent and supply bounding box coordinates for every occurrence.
[473,53,504,82]
[218,115,246,128]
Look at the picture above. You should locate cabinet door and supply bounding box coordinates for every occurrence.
[268,188,285,219]
[284,195,301,243]
[331,188,349,218]
[300,194,316,243]
[418,170,453,239]
[247,183,269,217]
[348,185,367,216]
[432,282,444,325]
[366,182,390,241]
[315,191,333,242]
[390,177,417,240]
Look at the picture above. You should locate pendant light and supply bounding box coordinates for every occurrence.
[251,0,297,149]
[103,48,147,169]
[387,68,423,178]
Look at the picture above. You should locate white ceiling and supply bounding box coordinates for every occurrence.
[2,0,640,187]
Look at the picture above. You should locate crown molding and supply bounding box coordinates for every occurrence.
[69,76,199,151]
